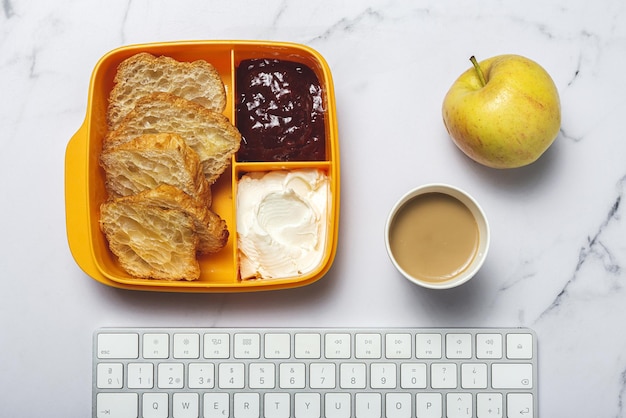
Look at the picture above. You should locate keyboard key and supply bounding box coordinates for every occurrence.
[173,393,198,418]
[264,392,290,418]
[340,362,366,388]
[386,333,412,359]
[173,333,199,359]
[294,333,321,359]
[204,393,229,418]
[97,333,138,359]
[264,333,291,359]
[204,333,230,359]
[96,363,123,389]
[295,393,320,418]
[416,393,442,418]
[249,363,275,388]
[127,363,153,389]
[507,393,534,418]
[158,363,184,389]
[218,363,245,389]
[476,334,503,359]
[234,392,259,418]
[461,363,488,389]
[447,393,472,418]
[234,333,261,359]
[492,363,533,389]
[355,393,381,418]
[325,333,351,359]
[188,363,214,388]
[506,333,534,359]
[355,333,381,359]
[476,393,503,418]
[446,333,472,359]
[279,363,306,388]
[96,393,137,418]
[400,363,427,389]
[143,393,168,418]
[431,363,457,388]
[371,363,397,388]
[415,333,442,358]
[143,333,169,359]
[310,363,336,388]
[325,393,351,418]
[386,393,411,418]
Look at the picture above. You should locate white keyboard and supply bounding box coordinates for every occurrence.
[93,327,537,418]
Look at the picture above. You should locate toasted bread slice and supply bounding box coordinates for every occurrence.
[100,133,211,206]
[129,184,228,254]
[104,92,241,183]
[100,198,201,281]
[107,52,227,130]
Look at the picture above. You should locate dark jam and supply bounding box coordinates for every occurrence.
[236,59,326,162]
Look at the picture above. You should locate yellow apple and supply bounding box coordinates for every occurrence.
[442,54,561,168]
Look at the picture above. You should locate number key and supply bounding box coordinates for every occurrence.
[340,363,366,388]
[188,363,215,389]
[249,363,275,388]
[279,363,305,388]
[371,363,397,388]
[157,363,184,389]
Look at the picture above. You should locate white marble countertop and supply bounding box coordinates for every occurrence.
[2,0,625,416]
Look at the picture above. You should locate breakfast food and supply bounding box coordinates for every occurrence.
[100,132,212,205]
[236,58,326,162]
[98,53,240,281]
[107,52,227,130]
[442,54,561,168]
[388,192,478,283]
[100,190,201,281]
[104,92,240,184]
[100,184,228,280]
[237,169,329,280]
[105,92,241,184]
[119,185,228,255]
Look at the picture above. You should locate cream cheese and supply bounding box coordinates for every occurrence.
[237,169,329,280]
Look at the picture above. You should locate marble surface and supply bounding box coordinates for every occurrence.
[1,0,625,416]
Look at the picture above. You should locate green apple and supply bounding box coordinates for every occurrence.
[442,54,561,168]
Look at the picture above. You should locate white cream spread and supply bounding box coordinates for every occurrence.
[237,169,329,280]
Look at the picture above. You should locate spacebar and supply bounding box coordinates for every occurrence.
[491,364,533,389]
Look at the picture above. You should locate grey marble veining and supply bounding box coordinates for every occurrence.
[1,0,626,416]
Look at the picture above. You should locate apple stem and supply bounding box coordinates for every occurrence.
[470,56,487,87]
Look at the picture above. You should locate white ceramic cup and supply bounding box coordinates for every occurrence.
[385,184,490,289]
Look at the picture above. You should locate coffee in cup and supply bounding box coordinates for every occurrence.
[385,184,489,289]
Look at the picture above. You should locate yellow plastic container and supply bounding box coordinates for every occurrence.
[65,41,340,292]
